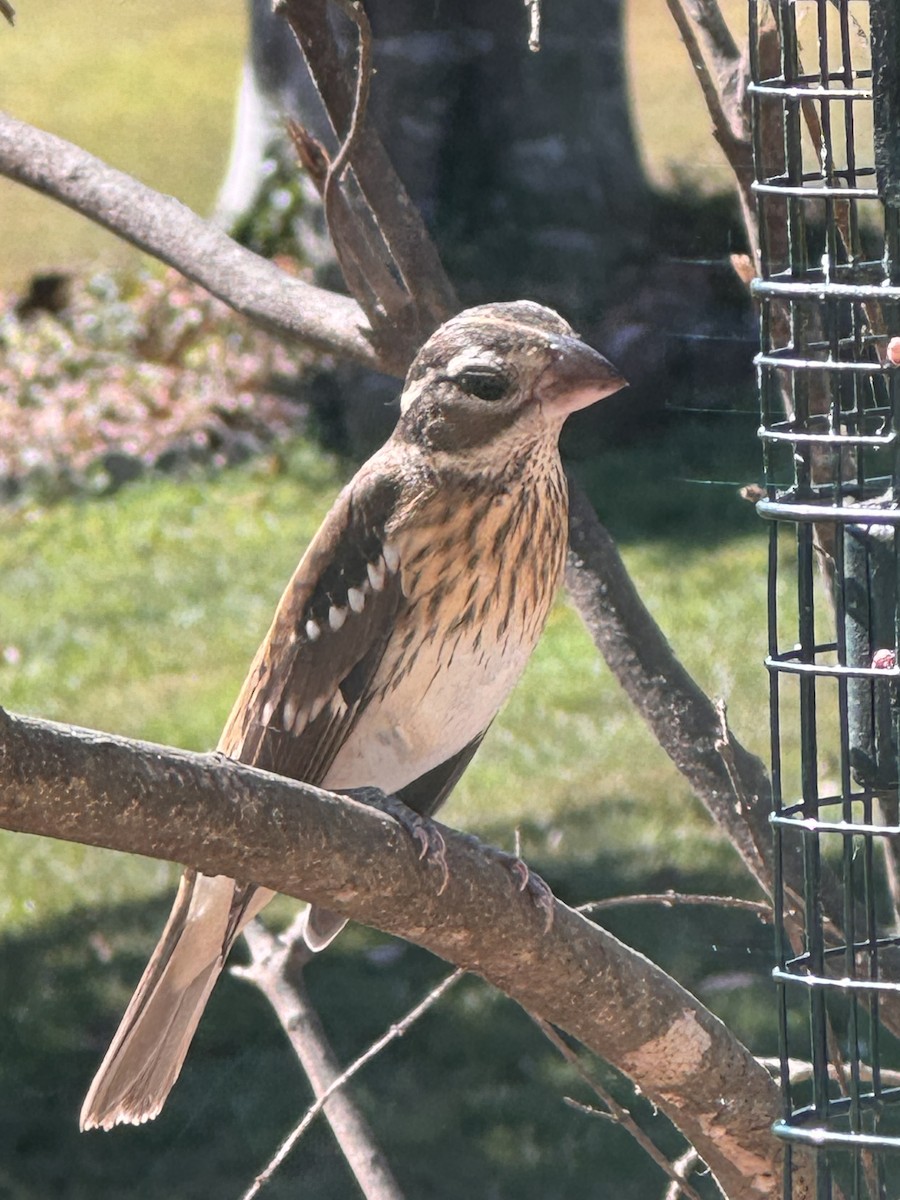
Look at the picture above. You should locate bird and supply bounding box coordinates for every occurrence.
[79,299,626,1131]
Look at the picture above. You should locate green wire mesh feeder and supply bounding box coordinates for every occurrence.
[750,0,900,1194]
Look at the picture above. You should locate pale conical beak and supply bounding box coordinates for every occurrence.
[536,336,627,416]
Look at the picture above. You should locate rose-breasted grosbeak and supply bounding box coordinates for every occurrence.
[80,300,626,1131]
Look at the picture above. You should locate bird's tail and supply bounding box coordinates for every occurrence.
[80,872,271,1131]
[299,904,348,951]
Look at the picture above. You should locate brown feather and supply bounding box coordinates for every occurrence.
[80,300,625,1130]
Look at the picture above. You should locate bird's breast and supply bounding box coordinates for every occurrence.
[325,473,567,794]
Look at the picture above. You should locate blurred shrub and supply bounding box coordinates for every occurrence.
[0,264,311,501]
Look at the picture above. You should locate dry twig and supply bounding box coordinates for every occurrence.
[578,893,772,920]
[534,1018,712,1200]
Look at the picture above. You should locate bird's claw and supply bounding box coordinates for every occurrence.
[412,821,450,894]
[488,847,555,932]
[342,787,450,895]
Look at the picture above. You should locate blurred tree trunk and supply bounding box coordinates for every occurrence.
[215,0,651,320]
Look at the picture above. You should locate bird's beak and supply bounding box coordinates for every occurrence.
[537,337,628,416]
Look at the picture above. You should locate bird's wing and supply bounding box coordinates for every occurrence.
[395,729,488,816]
[302,730,489,950]
[218,464,406,786]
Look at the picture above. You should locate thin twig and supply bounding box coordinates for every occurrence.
[240,968,464,1199]
[524,0,541,52]
[533,1018,711,1200]
[663,0,757,251]
[276,0,458,345]
[665,1149,704,1200]
[664,0,737,151]
[0,1,14,28]
[577,893,772,920]
[288,118,410,329]
[322,0,373,238]
[758,1057,900,1089]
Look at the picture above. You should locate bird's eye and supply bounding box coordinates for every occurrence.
[455,369,512,402]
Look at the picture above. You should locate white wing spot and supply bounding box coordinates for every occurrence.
[305,618,321,642]
[383,543,401,573]
[329,604,348,631]
[292,704,309,734]
[347,586,366,614]
[367,557,386,591]
[282,697,298,730]
[261,699,276,726]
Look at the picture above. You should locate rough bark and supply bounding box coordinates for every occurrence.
[0,111,379,370]
[0,707,809,1200]
[219,0,649,318]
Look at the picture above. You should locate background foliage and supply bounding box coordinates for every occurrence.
[0,2,773,1197]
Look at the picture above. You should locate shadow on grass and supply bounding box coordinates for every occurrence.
[1,820,777,1200]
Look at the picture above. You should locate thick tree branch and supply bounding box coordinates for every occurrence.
[0,707,808,1200]
[0,110,379,369]
[565,485,900,1018]
[565,484,777,896]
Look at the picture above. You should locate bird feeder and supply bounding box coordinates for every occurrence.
[752,0,900,1194]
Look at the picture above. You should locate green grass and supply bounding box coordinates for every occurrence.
[0,0,244,288]
[0,442,340,930]
[0,422,768,934]
[0,0,752,290]
[0,423,779,1199]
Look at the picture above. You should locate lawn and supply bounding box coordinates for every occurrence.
[0,0,748,289]
[0,414,781,1199]
[0,1,781,1196]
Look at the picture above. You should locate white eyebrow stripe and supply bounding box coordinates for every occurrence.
[444,348,504,376]
[399,378,426,414]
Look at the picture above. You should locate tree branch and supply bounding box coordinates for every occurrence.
[235,919,412,1200]
[535,1018,709,1200]
[0,707,807,1200]
[663,0,757,258]
[0,110,379,369]
[276,0,459,345]
[565,484,777,896]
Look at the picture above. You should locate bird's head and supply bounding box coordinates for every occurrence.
[395,301,627,458]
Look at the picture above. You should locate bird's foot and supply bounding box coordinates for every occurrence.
[486,846,555,932]
[342,787,450,894]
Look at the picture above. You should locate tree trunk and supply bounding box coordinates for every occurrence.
[216,0,650,318]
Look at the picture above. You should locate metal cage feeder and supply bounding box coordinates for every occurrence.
[750,0,900,1195]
